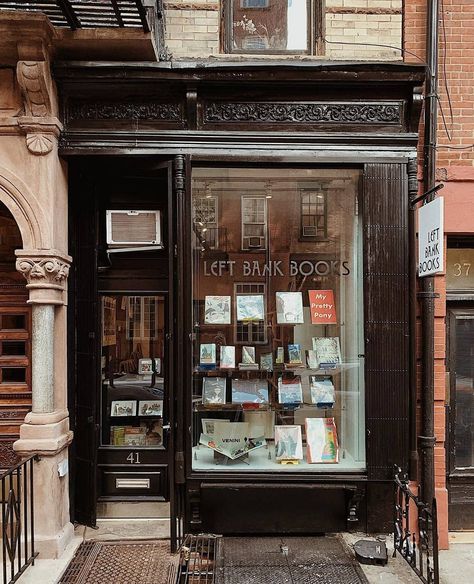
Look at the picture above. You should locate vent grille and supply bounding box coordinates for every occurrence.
[106,210,161,247]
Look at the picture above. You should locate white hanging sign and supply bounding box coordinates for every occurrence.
[418,196,444,277]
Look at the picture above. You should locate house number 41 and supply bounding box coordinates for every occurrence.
[127,452,141,464]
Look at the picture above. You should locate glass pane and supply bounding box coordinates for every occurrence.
[101,295,166,448]
[454,315,474,468]
[447,249,474,291]
[192,167,365,473]
[232,0,309,52]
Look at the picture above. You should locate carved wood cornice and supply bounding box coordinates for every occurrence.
[203,101,403,125]
[16,61,62,155]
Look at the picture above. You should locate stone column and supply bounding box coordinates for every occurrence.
[13,250,74,558]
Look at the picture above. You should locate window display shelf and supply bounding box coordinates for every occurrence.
[192,444,365,473]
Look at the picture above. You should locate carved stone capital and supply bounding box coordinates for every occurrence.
[17,116,63,155]
[15,250,72,305]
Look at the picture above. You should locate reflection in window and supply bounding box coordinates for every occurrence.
[101,295,165,448]
[300,189,327,240]
[242,196,267,250]
[127,297,158,340]
[454,315,474,469]
[193,194,219,249]
[235,283,267,344]
[231,0,309,53]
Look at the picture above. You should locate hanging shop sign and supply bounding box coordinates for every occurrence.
[418,197,444,277]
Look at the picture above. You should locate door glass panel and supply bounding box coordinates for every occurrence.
[100,295,166,448]
[454,315,474,468]
[447,249,474,291]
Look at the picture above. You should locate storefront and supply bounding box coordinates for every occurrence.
[58,61,425,542]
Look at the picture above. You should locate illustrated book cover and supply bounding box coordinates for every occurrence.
[308,290,337,324]
[287,344,303,364]
[199,421,266,460]
[202,377,227,404]
[204,295,231,324]
[236,294,265,321]
[274,425,303,460]
[111,400,136,417]
[220,345,236,369]
[260,352,273,371]
[276,292,304,324]
[200,343,217,367]
[305,417,339,463]
[312,337,342,368]
[138,358,161,375]
[309,376,335,408]
[231,379,269,404]
[241,345,256,364]
[278,375,303,404]
[138,400,163,416]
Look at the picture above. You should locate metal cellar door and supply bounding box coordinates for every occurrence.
[170,155,191,552]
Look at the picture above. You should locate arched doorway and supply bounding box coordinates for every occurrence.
[0,202,31,469]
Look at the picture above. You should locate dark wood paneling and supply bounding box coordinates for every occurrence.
[363,163,410,481]
[199,484,350,534]
[68,165,100,527]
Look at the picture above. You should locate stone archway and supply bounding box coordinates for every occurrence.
[0,164,51,251]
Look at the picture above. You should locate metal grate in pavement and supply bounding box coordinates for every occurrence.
[216,536,369,584]
[59,540,177,584]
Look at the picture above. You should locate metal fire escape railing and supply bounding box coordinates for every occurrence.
[0,0,151,30]
[0,0,168,59]
[1,455,38,584]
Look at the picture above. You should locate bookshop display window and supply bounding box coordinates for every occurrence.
[101,295,166,448]
[191,167,366,472]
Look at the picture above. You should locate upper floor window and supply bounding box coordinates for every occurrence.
[194,195,219,249]
[225,0,322,55]
[241,196,267,250]
[300,188,327,240]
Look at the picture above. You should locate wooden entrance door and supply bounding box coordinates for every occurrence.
[447,306,474,529]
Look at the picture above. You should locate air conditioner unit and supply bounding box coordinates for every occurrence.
[303,226,318,237]
[106,210,162,249]
[247,236,265,248]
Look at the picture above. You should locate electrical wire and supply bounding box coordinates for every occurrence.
[323,34,474,151]
[439,0,454,141]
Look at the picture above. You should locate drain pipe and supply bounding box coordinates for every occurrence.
[418,0,440,507]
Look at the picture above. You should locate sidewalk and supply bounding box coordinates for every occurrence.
[17,529,474,584]
[343,532,474,584]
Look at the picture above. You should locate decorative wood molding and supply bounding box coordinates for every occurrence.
[68,100,183,123]
[204,102,403,125]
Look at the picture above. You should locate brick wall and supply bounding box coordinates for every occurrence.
[405,0,474,547]
[405,0,474,168]
[164,0,403,60]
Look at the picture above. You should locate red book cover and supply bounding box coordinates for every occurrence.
[309,290,337,324]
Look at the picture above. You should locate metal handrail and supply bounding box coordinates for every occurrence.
[394,466,439,584]
[1,455,38,584]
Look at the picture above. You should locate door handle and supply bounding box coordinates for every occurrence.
[162,424,171,431]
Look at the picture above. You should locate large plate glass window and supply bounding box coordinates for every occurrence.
[101,294,166,449]
[191,167,365,472]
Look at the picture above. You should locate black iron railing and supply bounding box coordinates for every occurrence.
[1,455,38,584]
[394,467,439,584]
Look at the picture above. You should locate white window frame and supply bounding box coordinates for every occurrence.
[241,195,267,251]
[126,296,159,340]
[193,195,219,249]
